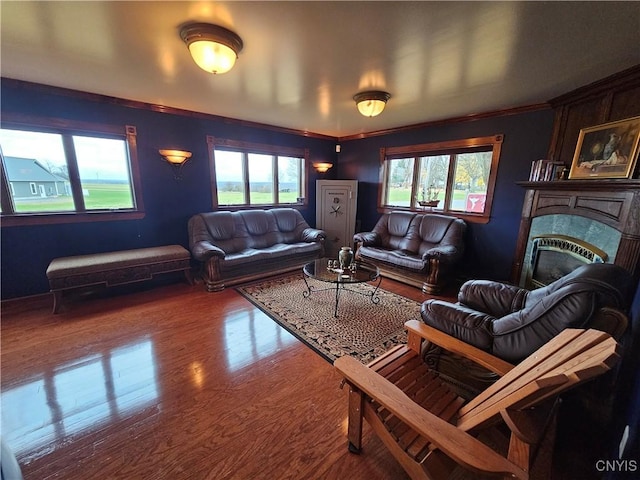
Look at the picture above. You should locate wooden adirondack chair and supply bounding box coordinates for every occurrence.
[334,320,621,480]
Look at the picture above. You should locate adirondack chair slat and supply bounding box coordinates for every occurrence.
[457,329,613,428]
[334,326,620,480]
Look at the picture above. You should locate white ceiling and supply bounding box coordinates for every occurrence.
[2,1,639,138]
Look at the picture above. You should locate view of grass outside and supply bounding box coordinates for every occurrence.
[14,183,134,212]
[218,189,300,205]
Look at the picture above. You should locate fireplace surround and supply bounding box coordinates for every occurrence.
[512,179,640,287]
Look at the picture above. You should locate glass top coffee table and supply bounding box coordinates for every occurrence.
[302,258,381,317]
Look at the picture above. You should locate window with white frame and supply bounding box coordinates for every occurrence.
[380,135,503,220]
[208,136,307,208]
[0,116,143,224]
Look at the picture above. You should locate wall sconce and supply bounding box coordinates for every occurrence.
[159,149,192,180]
[312,162,333,173]
[353,90,391,117]
[180,23,244,74]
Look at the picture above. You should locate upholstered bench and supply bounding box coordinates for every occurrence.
[46,245,192,313]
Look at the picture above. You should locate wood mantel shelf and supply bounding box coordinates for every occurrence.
[511,179,640,285]
[516,179,640,190]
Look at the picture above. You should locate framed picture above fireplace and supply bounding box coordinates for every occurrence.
[568,115,640,179]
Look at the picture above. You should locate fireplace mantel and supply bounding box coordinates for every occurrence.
[511,179,640,285]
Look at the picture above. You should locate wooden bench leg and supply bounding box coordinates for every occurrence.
[52,291,63,314]
[184,268,194,285]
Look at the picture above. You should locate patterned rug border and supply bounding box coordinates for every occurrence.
[236,273,421,364]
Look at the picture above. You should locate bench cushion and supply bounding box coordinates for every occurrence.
[47,245,190,290]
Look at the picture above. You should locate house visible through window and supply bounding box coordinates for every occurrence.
[0,117,143,224]
[208,136,307,208]
[380,135,503,221]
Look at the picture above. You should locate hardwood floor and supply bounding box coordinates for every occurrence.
[1,276,442,480]
[1,275,613,479]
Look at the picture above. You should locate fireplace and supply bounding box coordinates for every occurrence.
[512,180,640,288]
[527,234,607,288]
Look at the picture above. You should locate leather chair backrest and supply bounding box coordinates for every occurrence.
[492,263,633,362]
[525,262,632,309]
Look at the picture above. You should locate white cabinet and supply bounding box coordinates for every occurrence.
[316,180,358,258]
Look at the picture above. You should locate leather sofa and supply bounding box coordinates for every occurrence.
[353,211,466,293]
[188,208,326,291]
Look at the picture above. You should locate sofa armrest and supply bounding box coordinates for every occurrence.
[422,245,461,262]
[190,241,226,262]
[301,227,326,243]
[353,231,380,246]
[405,320,514,376]
[458,280,528,317]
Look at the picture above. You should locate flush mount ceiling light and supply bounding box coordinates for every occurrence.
[353,90,391,117]
[180,23,244,74]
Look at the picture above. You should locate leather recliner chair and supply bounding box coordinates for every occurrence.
[421,263,633,364]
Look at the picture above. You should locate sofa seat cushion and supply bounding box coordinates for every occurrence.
[221,242,322,268]
[358,246,426,272]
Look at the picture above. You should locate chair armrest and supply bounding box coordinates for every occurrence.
[405,320,514,376]
[458,280,528,316]
[353,231,380,246]
[334,356,526,480]
[190,241,226,262]
[301,227,326,243]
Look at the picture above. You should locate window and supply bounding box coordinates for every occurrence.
[0,115,143,225]
[380,135,503,222]
[208,136,307,208]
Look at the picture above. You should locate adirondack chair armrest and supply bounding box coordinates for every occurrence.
[405,320,515,376]
[334,355,528,480]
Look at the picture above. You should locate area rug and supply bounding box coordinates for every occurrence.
[236,273,422,364]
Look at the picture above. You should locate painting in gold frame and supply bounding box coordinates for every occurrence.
[568,116,640,179]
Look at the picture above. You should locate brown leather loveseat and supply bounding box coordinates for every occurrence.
[188,208,326,291]
[353,211,466,293]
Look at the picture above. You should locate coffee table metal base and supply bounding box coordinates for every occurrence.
[302,272,382,318]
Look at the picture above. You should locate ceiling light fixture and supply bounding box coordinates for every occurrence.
[353,90,391,117]
[312,162,333,173]
[180,23,244,74]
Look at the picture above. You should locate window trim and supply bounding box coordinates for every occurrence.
[0,114,144,226]
[207,136,308,210]
[378,134,503,224]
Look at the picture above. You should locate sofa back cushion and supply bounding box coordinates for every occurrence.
[271,208,311,244]
[374,212,420,251]
[191,208,316,254]
[238,210,280,249]
[196,212,249,253]
[417,214,466,256]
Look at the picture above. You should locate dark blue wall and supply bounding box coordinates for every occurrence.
[1,81,554,299]
[0,82,337,299]
[339,109,555,281]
